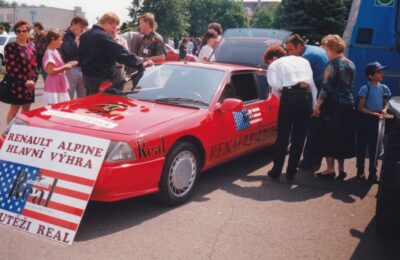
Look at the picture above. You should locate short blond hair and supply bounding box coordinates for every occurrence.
[99,12,120,25]
[140,12,155,28]
[321,34,346,54]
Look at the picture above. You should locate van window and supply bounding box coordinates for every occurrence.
[356,28,373,44]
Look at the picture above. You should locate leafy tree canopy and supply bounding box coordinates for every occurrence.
[279,0,348,44]
[251,5,279,29]
[129,0,248,38]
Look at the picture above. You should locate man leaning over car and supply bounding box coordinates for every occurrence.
[79,12,153,95]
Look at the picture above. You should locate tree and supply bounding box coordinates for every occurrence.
[0,0,12,7]
[279,0,348,44]
[129,0,190,39]
[187,0,248,37]
[251,5,279,29]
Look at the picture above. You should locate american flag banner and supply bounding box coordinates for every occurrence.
[0,125,110,245]
[233,107,262,131]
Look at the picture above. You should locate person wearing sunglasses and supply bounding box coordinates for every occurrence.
[0,20,37,124]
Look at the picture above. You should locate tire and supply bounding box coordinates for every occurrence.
[158,141,200,205]
[376,122,400,239]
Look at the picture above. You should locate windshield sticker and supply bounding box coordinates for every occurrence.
[41,110,118,129]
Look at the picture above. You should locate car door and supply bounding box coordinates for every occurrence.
[255,70,279,146]
[209,71,275,163]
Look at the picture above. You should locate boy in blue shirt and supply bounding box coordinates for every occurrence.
[356,62,391,182]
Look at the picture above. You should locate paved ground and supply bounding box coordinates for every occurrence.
[0,80,399,259]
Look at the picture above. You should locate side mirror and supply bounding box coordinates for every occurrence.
[215,98,243,112]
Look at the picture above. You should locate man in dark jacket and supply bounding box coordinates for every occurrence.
[59,16,88,99]
[79,12,152,95]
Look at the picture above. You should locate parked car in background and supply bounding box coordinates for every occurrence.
[0,34,16,66]
[164,43,196,63]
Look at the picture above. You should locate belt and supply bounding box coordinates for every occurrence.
[284,83,310,90]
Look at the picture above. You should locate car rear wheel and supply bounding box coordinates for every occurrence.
[158,142,200,205]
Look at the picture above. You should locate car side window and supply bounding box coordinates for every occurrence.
[218,83,237,102]
[230,73,260,103]
[256,72,270,99]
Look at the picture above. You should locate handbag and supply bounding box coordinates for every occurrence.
[0,75,12,103]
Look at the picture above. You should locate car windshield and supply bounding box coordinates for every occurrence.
[115,64,225,108]
[214,28,292,69]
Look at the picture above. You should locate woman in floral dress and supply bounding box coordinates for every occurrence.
[0,20,37,124]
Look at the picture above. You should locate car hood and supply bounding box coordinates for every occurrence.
[25,94,199,135]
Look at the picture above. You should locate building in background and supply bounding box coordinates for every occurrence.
[0,6,85,31]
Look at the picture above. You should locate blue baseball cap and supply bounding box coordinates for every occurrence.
[365,61,388,76]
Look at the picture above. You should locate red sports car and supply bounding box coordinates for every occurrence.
[1,29,290,205]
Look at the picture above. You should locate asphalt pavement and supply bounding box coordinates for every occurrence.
[0,79,399,259]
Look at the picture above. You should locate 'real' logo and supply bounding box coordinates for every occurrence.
[27,171,51,188]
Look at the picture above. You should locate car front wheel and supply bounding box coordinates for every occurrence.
[158,142,200,205]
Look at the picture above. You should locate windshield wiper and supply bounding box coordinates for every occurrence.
[154,97,209,106]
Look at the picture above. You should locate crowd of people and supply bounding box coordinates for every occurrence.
[0,12,391,183]
[265,34,391,183]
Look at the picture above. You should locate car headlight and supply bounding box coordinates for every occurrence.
[105,141,135,162]
[4,117,28,135]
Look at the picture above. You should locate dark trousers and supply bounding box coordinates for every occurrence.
[83,75,110,96]
[356,113,379,175]
[271,87,312,176]
[302,117,323,166]
[36,54,47,81]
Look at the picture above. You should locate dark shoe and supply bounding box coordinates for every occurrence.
[368,174,379,183]
[337,171,347,180]
[315,172,336,179]
[299,160,312,170]
[268,170,280,180]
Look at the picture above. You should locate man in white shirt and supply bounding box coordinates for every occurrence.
[264,45,317,180]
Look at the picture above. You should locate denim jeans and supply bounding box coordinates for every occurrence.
[67,67,86,99]
[356,113,379,175]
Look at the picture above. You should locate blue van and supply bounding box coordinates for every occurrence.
[344,0,400,97]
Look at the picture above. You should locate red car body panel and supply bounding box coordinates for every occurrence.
[0,62,279,202]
